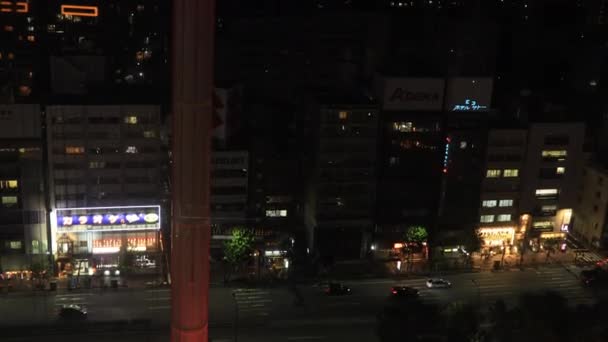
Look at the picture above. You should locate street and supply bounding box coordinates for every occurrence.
[0,265,603,341]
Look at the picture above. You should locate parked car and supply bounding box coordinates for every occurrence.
[581,268,608,287]
[324,282,351,296]
[426,278,451,289]
[390,286,419,298]
[58,304,87,321]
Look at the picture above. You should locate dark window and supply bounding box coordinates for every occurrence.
[544,135,569,145]
[88,117,120,124]
[597,192,602,199]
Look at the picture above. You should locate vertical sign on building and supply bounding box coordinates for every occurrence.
[443,136,451,173]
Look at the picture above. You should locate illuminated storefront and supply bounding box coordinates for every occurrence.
[52,205,161,275]
[478,227,515,247]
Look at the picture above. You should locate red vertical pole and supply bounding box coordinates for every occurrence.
[170,0,215,341]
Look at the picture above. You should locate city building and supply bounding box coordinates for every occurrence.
[0,104,47,272]
[374,77,445,253]
[519,122,585,250]
[477,128,528,252]
[304,98,379,259]
[436,77,493,256]
[46,104,164,275]
[0,0,39,102]
[211,150,249,229]
[573,162,608,249]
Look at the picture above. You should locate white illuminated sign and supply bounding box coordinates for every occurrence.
[452,99,487,111]
[54,205,161,232]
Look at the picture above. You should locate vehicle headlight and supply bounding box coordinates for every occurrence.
[103,270,110,276]
[114,270,120,276]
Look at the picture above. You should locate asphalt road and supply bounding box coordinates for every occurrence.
[0,265,603,342]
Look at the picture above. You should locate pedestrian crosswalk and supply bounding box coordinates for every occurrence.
[232,288,272,316]
[461,268,594,307]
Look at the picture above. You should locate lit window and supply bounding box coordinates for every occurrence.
[0,180,18,189]
[89,161,105,169]
[541,150,567,160]
[482,200,497,208]
[26,35,35,42]
[393,122,413,132]
[125,146,138,154]
[556,167,565,175]
[480,215,494,223]
[265,209,287,217]
[503,169,519,177]
[143,130,156,138]
[338,111,349,120]
[124,116,138,124]
[4,25,14,32]
[486,169,501,178]
[9,241,22,250]
[535,189,559,199]
[65,146,85,154]
[2,196,18,206]
[499,199,513,207]
[533,221,554,230]
[497,214,512,222]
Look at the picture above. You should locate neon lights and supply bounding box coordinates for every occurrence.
[54,205,161,232]
[60,4,98,17]
[452,99,487,111]
[0,1,28,13]
[442,136,451,173]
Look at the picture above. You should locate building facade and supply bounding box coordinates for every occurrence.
[0,104,47,272]
[46,105,163,275]
[477,128,528,252]
[305,101,378,259]
[573,163,608,249]
[519,123,585,249]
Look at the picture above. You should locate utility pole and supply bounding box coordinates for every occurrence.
[170,0,215,341]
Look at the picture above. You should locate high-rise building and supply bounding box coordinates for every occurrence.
[0,0,39,102]
[477,128,527,252]
[304,98,378,259]
[0,104,47,271]
[374,77,444,251]
[519,122,585,250]
[573,162,608,249]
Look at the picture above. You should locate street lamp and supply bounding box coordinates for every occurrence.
[231,291,239,342]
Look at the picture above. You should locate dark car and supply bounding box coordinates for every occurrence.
[581,268,608,286]
[58,304,87,321]
[390,286,419,298]
[325,282,351,296]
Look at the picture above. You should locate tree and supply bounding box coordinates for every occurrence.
[223,227,254,283]
[403,226,428,272]
[405,226,429,244]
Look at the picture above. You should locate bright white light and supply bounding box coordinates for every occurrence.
[397,261,402,270]
[284,259,289,269]
[114,270,120,276]
[103,270,110,276]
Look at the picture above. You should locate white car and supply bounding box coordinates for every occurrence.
[426,278,451,288]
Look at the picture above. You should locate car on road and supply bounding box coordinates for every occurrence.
[426,278,451,289]
[390,286,419,298]
[324,282,351,296]
[580,268,608,287]
[58,304,87,321]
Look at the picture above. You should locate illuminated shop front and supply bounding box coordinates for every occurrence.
[52,205,161,275]
[478,227,515,246]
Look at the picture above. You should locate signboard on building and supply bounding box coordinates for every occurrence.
[380,78,445,111]
[477,227,515,246]
[446,78,493,112]
[54,205,161,233]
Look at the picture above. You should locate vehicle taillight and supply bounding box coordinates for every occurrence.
[391,290,397,295]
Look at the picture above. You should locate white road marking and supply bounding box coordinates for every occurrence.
[145,289,170,293]
[147,305,171,310]
[287,336,326,340]
[144,297,170,301]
